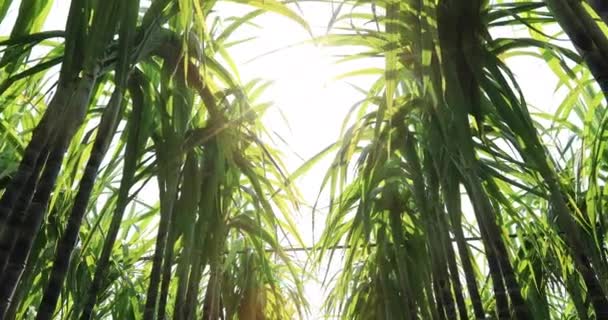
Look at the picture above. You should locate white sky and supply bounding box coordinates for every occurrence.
[1,1,567,319]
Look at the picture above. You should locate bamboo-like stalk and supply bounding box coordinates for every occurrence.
[173,228,196,320]
[463,171,519,319]
[433,167,468,320]
[0,83,70,231]
[173,155,201,320]
[0,0,100,293]
[436,1,533,318]
[0,145,49,275]
[586,0,608,25]
[0,69,94,315]
[157,197,180,320]
[387,207,416,318]
[35,89,123,320]
[0,136,69,317]
[543,0,608,96]
[184,147,220,319]
[184,219,215,319]
[401,133,455,319]
[443,228,468,320]
[143,146,180,320]
[538,2,608,316]
[431,278,447,320]
[142,29,190,320]
[184,253,206,319]
[4,223,47,320]
[78,76,145,320]
[425,152,457,320]
[436,5,531,320]
[59,2,139,312]
[443,170,486,319]
[202,260,221,320]
[422,274,439,320]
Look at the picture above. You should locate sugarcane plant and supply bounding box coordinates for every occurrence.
[0,0,308,319]
[4,0,608,319]
[312,0,608,319]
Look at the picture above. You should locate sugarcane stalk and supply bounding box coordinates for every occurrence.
[157,193,180,320]
[433,167,468,320]
[443,169,486,319]
[184,146,220,319]
[0,71,94,316]
[436,1,533,317]
[544,0,608,96]
[387,203,416,318]
[586,0,608,26]
[0,145,49,275]
[4,223,47,320]
[425,152,458,320]
[443,226,468,320]
[401,133,455,319]
[173,155,201,320]
[78,78,145,320]
[0,137,69,317]
[35,88,123,320]
[0,83,71,231]
[143,142,181,320]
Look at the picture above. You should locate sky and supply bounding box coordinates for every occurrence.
[1,1,566,319]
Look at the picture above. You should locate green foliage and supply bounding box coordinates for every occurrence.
[311,0,608,319]
[1,0,608,319]
[0,0,308,319]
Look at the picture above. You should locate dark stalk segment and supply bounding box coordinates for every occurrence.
[462,173,512,319]
[173,155,201,320]
[35,89,123,320]
[143,145,180,320]
[79,74,145,320]
[437,1,532,318]
[184,147,220,319]
[0,136,70,317]
[539,4,608,316]
[0,145,49,275]
[157,195,181,320]
[4,222,48,320]
[444,231,468,320]
[0,72,94,317]
[401,133,454,320]
[0,84,69,229]
[425,151,457,320]
[586,0,608,26]
[443,170,485,319]
[387,203,416,318]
